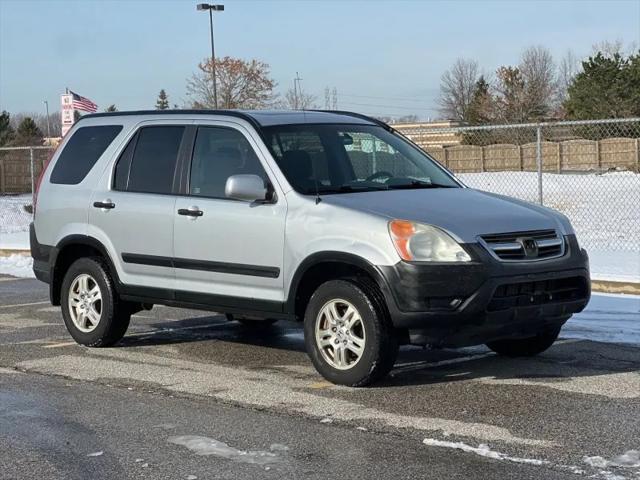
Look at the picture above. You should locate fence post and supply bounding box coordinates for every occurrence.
[635,138,639,173]
[444,147,449,169]
[0,155,4,194]
[595,140,601,171]
[557,142,561,173]
[518,145,523,171]
[480,146,485,172]
[536,124,543,205]
[29,148,35,198]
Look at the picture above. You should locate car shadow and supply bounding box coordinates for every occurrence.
[116,310,640,388]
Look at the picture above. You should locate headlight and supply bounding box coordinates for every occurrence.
[388,220,471,262]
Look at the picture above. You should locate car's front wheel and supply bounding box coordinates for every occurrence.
[486,326,562,357]
[304,278,398,387]
[60,257,130,347]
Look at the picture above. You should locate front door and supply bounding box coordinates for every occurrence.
[173,123,286,310]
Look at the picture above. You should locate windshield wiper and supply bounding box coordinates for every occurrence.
[311,184,389,194]
[387,180,457,190]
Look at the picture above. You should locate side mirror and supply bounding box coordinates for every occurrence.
[225,174,268,202]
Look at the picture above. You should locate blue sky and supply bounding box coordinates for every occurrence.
[0,0,638,119]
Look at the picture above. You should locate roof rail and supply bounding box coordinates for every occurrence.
[78,109,264,131]
[309,110,391,130]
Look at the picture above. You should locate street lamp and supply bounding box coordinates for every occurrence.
[197,3,224,109]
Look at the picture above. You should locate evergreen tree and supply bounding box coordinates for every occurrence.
[466,76,493,125]
[0,111,14,147]
[564,51,640,119]
[156,89,169,110]
[12,117,43,146]
[105,104,118,112]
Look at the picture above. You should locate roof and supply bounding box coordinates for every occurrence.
[80,109,385,128]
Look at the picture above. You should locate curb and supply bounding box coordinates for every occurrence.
[1,248,638,295]
[0,249,31,257]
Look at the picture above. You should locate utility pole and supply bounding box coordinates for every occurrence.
[294,72,303,110]
[43,100,51,139]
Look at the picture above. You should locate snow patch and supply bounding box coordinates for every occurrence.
[0,254,34,278]
[422,438,549,466]
[86,451,103,457]
[565,293,640,345]
[584,450,640,469]
[168,435,281,466]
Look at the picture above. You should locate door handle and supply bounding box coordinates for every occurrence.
[178,207,203,217]
[93,200,115,210]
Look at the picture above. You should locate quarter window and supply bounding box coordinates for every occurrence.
[189,127,267,199]
[116,126,185,194]
[50,125,122,185]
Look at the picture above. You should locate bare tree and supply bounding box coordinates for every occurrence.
[556,49,581,110]
[283,88,317,110]
[592,40,624,58]
[519,46,558,120]
[438,59,480,121]
[186,56,276,109]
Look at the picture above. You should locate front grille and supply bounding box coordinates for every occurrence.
[487,276,588,311]
[479,229,564,261]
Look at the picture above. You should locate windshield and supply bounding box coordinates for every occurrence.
[262,124,460,194]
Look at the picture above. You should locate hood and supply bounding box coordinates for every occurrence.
[321,188,564,243]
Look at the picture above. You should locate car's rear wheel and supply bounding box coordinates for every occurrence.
[304,278,398,387]
[60,257,130,347]
[486,326,561,357]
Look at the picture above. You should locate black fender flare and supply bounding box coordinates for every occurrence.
[50,235,122,304]
[285,251,396,316]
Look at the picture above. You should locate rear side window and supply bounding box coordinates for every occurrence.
[115,126,185,194]
[50,126,122,184]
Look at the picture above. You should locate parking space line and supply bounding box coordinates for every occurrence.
[0,277,31,282]
[0,301,49,309]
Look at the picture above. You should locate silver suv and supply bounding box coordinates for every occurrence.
[31,110,590,386]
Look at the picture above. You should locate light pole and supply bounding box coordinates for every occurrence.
[43,100,51,139]
[197,3,224,109]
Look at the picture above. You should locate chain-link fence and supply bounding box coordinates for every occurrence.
[393,118,640,256]
[0,146,55,244]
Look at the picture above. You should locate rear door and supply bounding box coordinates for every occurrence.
[89,122,189,292]
[172,122,286,309]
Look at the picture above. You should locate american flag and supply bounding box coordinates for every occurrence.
[70,90,98,113]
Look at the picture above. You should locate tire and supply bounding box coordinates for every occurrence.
[60,257,130,347]
[225,314,278,327]
[304,278,398,387]
[486,326,561,357]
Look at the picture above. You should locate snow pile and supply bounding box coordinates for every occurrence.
[0,254,34,278]
[167,435,282,466]
[0,194,32,234]
[422,438,549,466]
[0,194,32,250]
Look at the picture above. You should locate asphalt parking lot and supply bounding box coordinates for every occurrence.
[1,275,639,480]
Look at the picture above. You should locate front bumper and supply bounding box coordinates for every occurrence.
[377,234,590,347]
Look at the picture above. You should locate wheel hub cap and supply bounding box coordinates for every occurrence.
[315,299,366,371]
[68,274,102,333]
